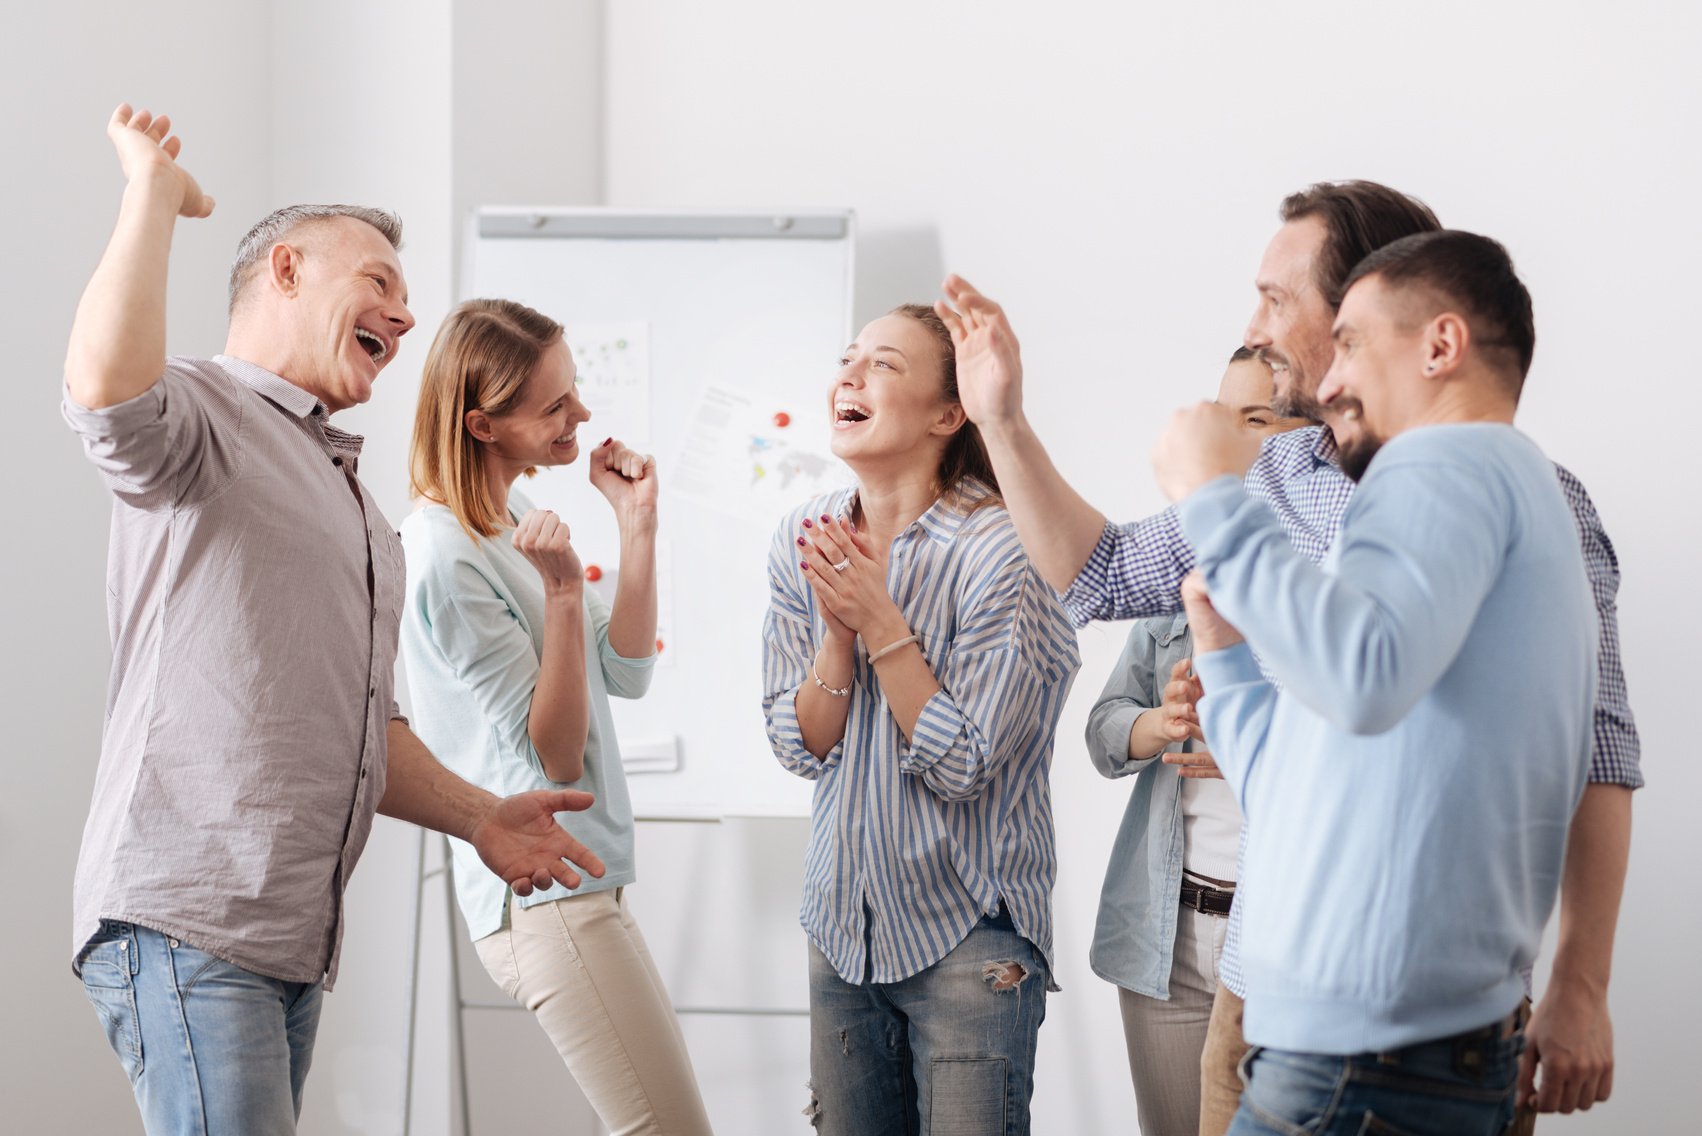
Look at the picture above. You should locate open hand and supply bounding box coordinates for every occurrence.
[107,104,213,219]
[936,274,1024,430]
[513,508,583,594]
[470,789,606,895]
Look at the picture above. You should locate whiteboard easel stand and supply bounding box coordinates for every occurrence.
[401,829,477,1136]
[401,822,808,1135]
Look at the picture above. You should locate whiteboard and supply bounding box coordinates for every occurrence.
[464,208,856,818]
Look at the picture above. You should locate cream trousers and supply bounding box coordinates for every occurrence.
[475,888,713,1135]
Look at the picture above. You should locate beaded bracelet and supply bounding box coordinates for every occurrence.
[812,651,851,697]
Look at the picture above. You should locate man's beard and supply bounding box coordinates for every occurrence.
[1263,353,1327,422]
[1338,433,1383,482]
[1273,385,1328,421]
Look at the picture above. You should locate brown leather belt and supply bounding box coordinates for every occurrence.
[1179,878,1235,917]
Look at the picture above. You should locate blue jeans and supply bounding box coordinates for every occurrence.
[79,920,324,1135]
[806,906,1048,1136]
[1227,1011,1523,1136]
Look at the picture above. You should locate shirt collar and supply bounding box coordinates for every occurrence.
[845,477,997,547]
[213,354,324,419]
[1311,424,1340,469]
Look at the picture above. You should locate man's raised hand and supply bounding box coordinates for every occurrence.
[936,274,1024,430]
[107,104,213,219]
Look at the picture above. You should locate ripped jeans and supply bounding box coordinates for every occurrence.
[806,905,1048,1136]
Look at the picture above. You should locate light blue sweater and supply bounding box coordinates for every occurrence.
[400,492,653,940]
[1181,423,1594,1054]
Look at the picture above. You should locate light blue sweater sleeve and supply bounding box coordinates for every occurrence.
[1180,437,1511,737]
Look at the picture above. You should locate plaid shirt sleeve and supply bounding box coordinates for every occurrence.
[1555,464,1643,788]
[1058,509,1197,627]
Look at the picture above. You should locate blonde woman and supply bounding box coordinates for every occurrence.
[401,299,710,1135]
[762,302,1079,1134]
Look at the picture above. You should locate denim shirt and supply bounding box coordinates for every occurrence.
[1084,612,1201,999]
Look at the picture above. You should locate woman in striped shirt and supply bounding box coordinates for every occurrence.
[762,302,1080,1135]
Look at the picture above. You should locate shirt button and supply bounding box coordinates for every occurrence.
[332,456,343,466]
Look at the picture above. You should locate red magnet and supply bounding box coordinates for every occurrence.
[584,564,604,582]
[772,411,791,428]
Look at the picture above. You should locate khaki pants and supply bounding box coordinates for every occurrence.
[1196,986,1537,1136]
[475,888,713,1136]
[1117,907,1228,1136]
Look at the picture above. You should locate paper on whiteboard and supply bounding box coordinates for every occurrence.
[564,322,652,449]
[671,384,852,525]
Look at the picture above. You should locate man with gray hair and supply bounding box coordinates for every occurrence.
[63,105,606,1134]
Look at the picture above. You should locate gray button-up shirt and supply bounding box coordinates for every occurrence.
[63,355,405,988]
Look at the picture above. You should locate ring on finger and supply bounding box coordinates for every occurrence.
[831,558,851,573]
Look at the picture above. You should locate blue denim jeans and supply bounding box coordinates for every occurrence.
[1227,1011,1523,1136]
[79,920,324,1135]
[805,906,1049,1136]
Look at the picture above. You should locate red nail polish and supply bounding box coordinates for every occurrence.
[602,437,612,447]
[796,536,807,547]
[800,561,811,570]
[802,518,813,529]
[820,514,832,525]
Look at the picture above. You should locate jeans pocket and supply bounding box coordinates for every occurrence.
[1357,1112,1427,1136]
[474,929,523,1002]
[1243,1049,1345,1136]
[80,937,143,1082]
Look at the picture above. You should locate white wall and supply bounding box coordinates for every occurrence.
[602,1,1700,1132]
[0,2,276,1127]
[6,2,1696,1133]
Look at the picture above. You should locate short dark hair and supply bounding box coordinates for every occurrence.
[1344,229,1536,391]
[1279,181,1441,309]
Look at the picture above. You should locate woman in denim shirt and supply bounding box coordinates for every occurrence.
[1085,348,1310,1136]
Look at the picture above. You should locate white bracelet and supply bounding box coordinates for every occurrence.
[866,633,920,665]
[812,652,851,697]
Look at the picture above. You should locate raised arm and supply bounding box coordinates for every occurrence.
[510,510,592,783]
[588,440,659,660]
[65,105,214,410]
[935,275,1107,592]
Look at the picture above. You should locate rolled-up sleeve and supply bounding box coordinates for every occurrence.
[61,362,241,510]
[762,517,841,779]
[1555,467,1643,789]
[1086,623,1167,780]
[1060,510,1197,627]
[589,587,656,700]
[899,544,1079,801]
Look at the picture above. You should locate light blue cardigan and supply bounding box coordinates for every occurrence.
[399,491,654,940]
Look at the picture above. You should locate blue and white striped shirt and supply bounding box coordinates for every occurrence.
[1062,425,1643,997]
[762,480,1080,985]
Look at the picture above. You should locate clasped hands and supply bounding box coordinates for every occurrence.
[796,513,908,649]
